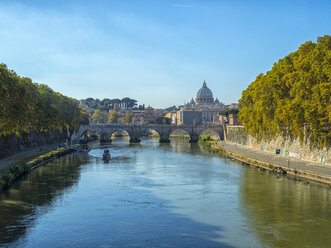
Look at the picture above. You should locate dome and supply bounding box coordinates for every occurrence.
[195,81,214,105]
[196,81,213,98]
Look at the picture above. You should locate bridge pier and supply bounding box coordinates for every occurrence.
[159,133,170,143]
[100,132,112,143]
[189,135,199,143]
[159,138,170,143]
[129,137,141,143]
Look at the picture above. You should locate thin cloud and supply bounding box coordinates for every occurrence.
[171,4,195,8]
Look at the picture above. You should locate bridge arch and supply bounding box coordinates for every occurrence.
[109,129,131,141]
[79,128,99,142]
[198,128,222,141]
[83,129,99,141]
[147,128,161,137]
[169,129,191,142]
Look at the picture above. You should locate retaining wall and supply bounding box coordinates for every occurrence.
[0,131,67,159]
[226,126,330,165]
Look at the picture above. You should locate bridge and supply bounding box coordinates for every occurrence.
[74,124,224,143]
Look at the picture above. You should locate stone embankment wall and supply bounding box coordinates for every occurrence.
[226,126,330,165]
[0,131,67,159]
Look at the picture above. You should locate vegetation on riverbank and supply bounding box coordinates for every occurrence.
[198,135,218,152]
[0,147,76,191]
[170,135,190,141]
[238,35,330,148]
[0,64,89,137]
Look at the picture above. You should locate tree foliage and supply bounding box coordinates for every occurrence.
[219,109,239,116]
[81,97,138,111]
[121,111,133,124]
[238,35,331,148]
[91,109,108,124]
[156,116,171,125]
[108,111,119,124]
[0,64,85,137]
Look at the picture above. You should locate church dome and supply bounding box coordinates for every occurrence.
[195,81,214,105]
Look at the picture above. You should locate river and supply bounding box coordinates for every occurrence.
[0,138,330,248]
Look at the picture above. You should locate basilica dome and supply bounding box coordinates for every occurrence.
[195,81,214,105]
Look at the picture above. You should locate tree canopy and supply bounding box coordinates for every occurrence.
[156,116,171,125]
[238,35,331,148]
[91,109,108,124]
[81,97,139,111]
[108,111,119,124]
[121,111,133,124]
[0,64,86,137]
[219,109,239,116]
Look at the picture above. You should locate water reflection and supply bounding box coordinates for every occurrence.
[0,141,235,248]
[0,139,330,248]
[239,167,331,247]
[0,154,82,245]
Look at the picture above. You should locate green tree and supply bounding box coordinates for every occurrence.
[108,111,119,124]
[91,109,108,124]
[156,116,171,124]
[121,111,133,124]
[238,35,331,148]
[0,64,87,138]
[219,109,239,116]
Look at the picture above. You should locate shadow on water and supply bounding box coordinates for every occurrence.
[0,154,82,245]
[0,143,235,248]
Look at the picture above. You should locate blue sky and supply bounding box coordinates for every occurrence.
[0,0,330,108]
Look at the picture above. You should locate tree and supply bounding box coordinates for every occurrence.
[0,64,87,137]
[108,111,118,124]
[127,98,137,108]
[84,98,95,107]
[219,109,239,116]
[121,111,133,124]
[91,109,108,124]
[67,108,90,140]
[238,35,331,148]
[156,116,171,125]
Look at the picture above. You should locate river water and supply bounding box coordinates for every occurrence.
[0,138,330,248]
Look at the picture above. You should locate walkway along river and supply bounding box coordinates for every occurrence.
[0,138,330,248]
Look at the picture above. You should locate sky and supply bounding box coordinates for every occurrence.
[0,0,330,108]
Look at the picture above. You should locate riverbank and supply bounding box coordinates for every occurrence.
[0,146,77,191]
[208,141,331,186]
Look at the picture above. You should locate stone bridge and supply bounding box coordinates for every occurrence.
[74,124,224,143]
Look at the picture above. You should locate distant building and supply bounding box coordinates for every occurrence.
[165,111,177,125]
[177,110,202,125]
[132,110,144,124]
[144,106,156,124]
[176,110,181,125]
[228,113,241,126]
[113,103,119,111]
[213,114,227,125]
[170,112,177,125]
[180,81,227,123]
[230,103,238,109]
[164,112,172,119]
